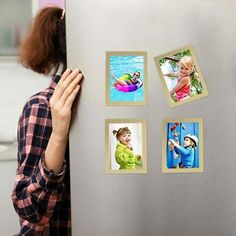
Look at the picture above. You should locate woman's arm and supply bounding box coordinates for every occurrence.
[12,103,66,225]
[45,69,83,173]
[12,68,83,225]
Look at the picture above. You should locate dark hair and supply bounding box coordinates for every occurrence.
[133,71,140,78]
[112,127,131,140]
[19,7,66,75]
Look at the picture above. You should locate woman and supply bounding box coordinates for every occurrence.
[11,7,83,235]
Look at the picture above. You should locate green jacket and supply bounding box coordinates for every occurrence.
[115,142,142,170]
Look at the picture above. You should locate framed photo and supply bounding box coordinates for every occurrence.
[106,51,147,106]
[105,119,147,174]
[154,46,208,108]
[162,118,204,173]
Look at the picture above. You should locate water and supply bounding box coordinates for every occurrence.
[109,55,144,102]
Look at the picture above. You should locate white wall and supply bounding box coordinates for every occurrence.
[0,60,50,142]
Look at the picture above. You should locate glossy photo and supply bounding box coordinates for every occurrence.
[162,118,204,173]
[105,119,147,174]
[155,46,208,108]
[106,51,147,106]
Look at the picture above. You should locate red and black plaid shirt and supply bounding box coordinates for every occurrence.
[12,75,71,236]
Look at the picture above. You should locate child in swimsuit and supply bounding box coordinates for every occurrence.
[112,71,143,88]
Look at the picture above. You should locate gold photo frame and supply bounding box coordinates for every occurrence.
[105,119,147,174]
[106,51,148,106]
[162,118,204,173]
[154,46,208,108]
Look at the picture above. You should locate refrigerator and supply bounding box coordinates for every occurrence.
[66,0,236,235]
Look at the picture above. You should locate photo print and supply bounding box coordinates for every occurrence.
[162,118,204,173]
[106,51,147,106]
[105,119,147,174]
[155,46,208,108]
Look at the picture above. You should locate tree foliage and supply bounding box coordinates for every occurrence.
[159,49,192,67]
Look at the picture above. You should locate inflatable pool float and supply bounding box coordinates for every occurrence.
[113,74,143,93]
[115,83,141,92]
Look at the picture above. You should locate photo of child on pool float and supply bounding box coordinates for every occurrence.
[112,71,143,92]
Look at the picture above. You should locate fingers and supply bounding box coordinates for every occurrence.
[58,68,71,85]
[64,84,81,109]
[54,68,81,99]
[53,68,71,99]
[60,72,83,105]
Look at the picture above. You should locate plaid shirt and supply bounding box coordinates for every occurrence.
[12,75,71,236]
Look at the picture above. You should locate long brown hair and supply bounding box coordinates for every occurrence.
[19,7,66,75]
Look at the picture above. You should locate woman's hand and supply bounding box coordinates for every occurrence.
[45,68,83,173]
[50,68,83,142]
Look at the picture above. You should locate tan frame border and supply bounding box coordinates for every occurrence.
[162,118,204,173]
[154,46,209,108]
[105,118,147,174]
[106,51,148,106]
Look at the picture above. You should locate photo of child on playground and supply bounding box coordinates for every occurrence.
[106,51,147,105]
[155,46,208,107]
[162,118,204,173]
[105,119,147,174]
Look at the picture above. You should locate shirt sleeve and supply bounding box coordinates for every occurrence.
[173,147,180,154]
[174,146,192,156]
[115,146,136,166]
[11,103,66,226]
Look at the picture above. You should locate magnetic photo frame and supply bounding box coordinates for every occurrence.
[154,46,209,108]
[162,118,204,173]
[105,119,147,174]
[106,51,148,106]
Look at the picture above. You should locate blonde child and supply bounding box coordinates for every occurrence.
[112,127,142,170]
[164,56,195,101]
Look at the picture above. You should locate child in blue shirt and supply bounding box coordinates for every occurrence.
[169,134,198,168]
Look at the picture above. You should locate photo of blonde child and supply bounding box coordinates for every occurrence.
[155,46,208,107]
[163,56,198,102]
